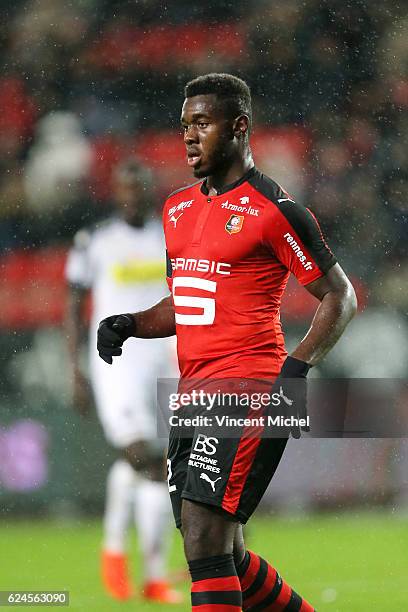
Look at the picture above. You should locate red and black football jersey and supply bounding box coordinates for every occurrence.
[163,166,336,381]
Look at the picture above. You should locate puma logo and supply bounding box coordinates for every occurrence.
[277,197,295,204]
[170,213,183,228]
[200,472,222,493]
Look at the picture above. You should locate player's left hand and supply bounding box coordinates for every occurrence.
[272,356,310,439]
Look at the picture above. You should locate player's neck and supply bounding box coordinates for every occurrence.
[206,153,254,196]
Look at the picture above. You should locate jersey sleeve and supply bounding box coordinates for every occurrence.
[162,197,173,293]
[65,229,93,288]
[263,200,337,285]
[165,249,173,292]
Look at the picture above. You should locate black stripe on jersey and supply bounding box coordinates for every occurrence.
[191,590,242,606]
[166,250,172,278]
[166,179,203,199]
[249,169,336,274]
[283,590,303,611]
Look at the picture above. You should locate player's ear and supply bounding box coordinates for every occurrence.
[233,115,249,139]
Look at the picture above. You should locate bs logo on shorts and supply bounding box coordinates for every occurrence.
[193,434,219,455]
[225,215,244,234]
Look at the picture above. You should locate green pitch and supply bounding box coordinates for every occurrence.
[0,512,406,611]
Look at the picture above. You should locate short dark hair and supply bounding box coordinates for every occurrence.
[184,73,252,126]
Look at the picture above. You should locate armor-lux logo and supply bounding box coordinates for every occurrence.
[225,215,244,235]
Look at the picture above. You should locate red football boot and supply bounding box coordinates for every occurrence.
[142,579,183,604]
[101,550,134,600]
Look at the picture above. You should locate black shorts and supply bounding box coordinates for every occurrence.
[167,414,288,529]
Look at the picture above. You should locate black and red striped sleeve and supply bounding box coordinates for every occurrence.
[162,196,173,292]
[263,199,337,285]
[165,249,173,292]
[249,170,336,285]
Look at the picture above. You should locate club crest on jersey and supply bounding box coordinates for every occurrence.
[225,214,244,235]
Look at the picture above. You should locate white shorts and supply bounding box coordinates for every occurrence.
[90,335,177,448]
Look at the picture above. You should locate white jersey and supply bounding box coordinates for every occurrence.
[66,216,167,330]
[65,216,175,447]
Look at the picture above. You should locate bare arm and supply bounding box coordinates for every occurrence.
[65,284,92,412]
[65,284,88,366]
[291,263,357,366]
[131,294,176,338]
[97,295,175,364]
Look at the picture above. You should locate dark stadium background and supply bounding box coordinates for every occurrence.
[0,1,407,610]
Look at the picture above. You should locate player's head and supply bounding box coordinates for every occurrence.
[111,158,153,226]
[182,73,252,178]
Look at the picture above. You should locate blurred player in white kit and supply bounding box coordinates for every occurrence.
[65,159,181,604]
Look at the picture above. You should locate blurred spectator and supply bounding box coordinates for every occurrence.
[0,77,37,170]
[325,308,408,378]
[9,0,88,84]
[0,168,27,252]
[24,111,91,212]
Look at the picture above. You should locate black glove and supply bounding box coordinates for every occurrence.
[271,356,310,439]
[97,314,136,364]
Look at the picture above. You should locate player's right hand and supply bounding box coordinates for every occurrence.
[97,314,136,364]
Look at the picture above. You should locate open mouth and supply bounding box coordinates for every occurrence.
[187,153,202,167]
